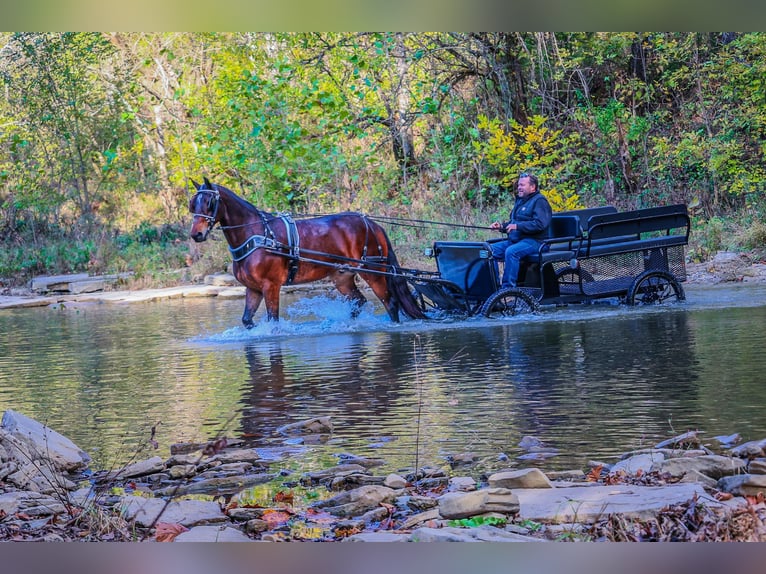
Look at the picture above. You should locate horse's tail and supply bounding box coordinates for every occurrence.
[382,232,428,321]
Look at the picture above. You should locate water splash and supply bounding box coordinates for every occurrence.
[190,294,395,344]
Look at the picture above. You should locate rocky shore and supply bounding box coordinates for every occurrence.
[1,409,764,542]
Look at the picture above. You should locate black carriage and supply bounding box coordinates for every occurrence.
[405,204,691,318]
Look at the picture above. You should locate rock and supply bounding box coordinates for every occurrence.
[329,473,385,491]
[546,469,586,481]
[400,508,441,530]
[6,461,77,493]
[653,430,701,449]
[406,495,439,512]
[312,485,396,517]
[0,491,68,517]
[156,472,276,497]
[438,488,520,519]
[409,526,543,542]
[104,456,165,480]
[343,531,411,542]
[652,454,746,479]
[514,483,732,524]
[120,496,227,528]
[205,448,261,464]
[0,409,90,472]
[488,468,553,489]
[173,525,251,542]
[446,452,477,467]
[383,473,407,489]
[611,452,665,476]
[448,476,477,492]
[678,469,718,488]
[335,455,385,469]
[168,464,197,479]
[244,519,269,534]
[749,459,766,474]
[301,464,367,485]
[712,433,741,447]
[717,474,766,497]
[277,417,333,435]
[518,436,544,450]
[729,439,766,459]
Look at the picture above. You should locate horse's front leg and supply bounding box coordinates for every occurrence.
[262,282,282,321]
[242,288,264,329]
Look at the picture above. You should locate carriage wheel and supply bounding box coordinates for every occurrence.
[480,288,538,318]
[626,270,685,306]
[555,265,594,285]
[409,278,467,314]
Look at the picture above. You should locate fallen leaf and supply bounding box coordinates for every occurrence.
[273,491,294,504]
[262,509,292,529]
[586,465,603,482]
[715,491,734,501]
[202,437,228,456]
[154,522,189,542]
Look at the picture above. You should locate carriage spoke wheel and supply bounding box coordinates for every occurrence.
[555,266,594,286]
[626,270,685,306]
[481,288,538,318]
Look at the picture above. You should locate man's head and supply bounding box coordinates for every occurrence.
[517,172,538,198]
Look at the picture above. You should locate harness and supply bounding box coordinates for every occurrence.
[229,213,301,285]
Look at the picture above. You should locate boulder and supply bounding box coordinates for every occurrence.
[312,485,396,517]
[652,454,746,479]
[488,468,553,489]
[0,410,90,472]
[438,488,520,519]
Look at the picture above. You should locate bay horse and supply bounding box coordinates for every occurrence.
[188,178,426,326]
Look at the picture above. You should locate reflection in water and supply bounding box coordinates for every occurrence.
[0,293,765,475]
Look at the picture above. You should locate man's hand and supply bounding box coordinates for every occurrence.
[491,222,516,233]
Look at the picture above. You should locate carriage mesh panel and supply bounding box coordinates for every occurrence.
[576,245,686,297]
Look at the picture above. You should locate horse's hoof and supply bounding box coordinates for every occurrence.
[243,320,254,329]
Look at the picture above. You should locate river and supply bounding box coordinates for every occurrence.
[1,283,766,477]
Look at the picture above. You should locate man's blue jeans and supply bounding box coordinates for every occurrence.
[490,238,540,288]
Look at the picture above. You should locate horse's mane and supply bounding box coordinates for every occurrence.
[214,183,265,216]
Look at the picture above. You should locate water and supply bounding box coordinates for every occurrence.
[2,284,766,477]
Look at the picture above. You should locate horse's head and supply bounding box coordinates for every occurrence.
[189,177,220,242]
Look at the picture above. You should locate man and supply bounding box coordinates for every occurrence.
[489,172,553,289]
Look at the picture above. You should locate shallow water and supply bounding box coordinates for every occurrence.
[1,283,766,476]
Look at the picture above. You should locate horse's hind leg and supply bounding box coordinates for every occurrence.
[242,288,264,328]
[333,272,368,317]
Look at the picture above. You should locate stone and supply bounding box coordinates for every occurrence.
[312,485,396,517]
[277,417,333,435]
[406,495,439,512]
[717,474,766,497]
[0,409,90,472]
[652,454,746,479]
[104,456,165,480]
[448,476,477,492]
[729,439,766,459]
[173,525,251,542]
[168,464,197,479]
[120,496,227,528]
[0,491,68,517]
[205,448,261,464]
[401,508,441,530]
[152,472,276,497]
[488,468,553,489]
[678,469,718,488]
[611,452,665,476]
[653,430,701,449]
[438,488,520,519]
[383,473,407,489]
[514,483,731,524]
[749,459,766,474]
[409,526,543,542]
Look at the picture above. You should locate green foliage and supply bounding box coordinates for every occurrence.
[447,515,508,528]
[5,32,766,284]
[473,114,583,211]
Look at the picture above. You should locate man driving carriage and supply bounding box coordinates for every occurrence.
[489,172,553,289]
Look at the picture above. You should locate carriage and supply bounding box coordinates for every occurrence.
[188,179,691,325]
[405,203,691,318]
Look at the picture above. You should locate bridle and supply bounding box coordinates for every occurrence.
[191,186,220,229]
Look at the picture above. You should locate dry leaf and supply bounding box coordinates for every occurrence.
[154,522,189,542]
